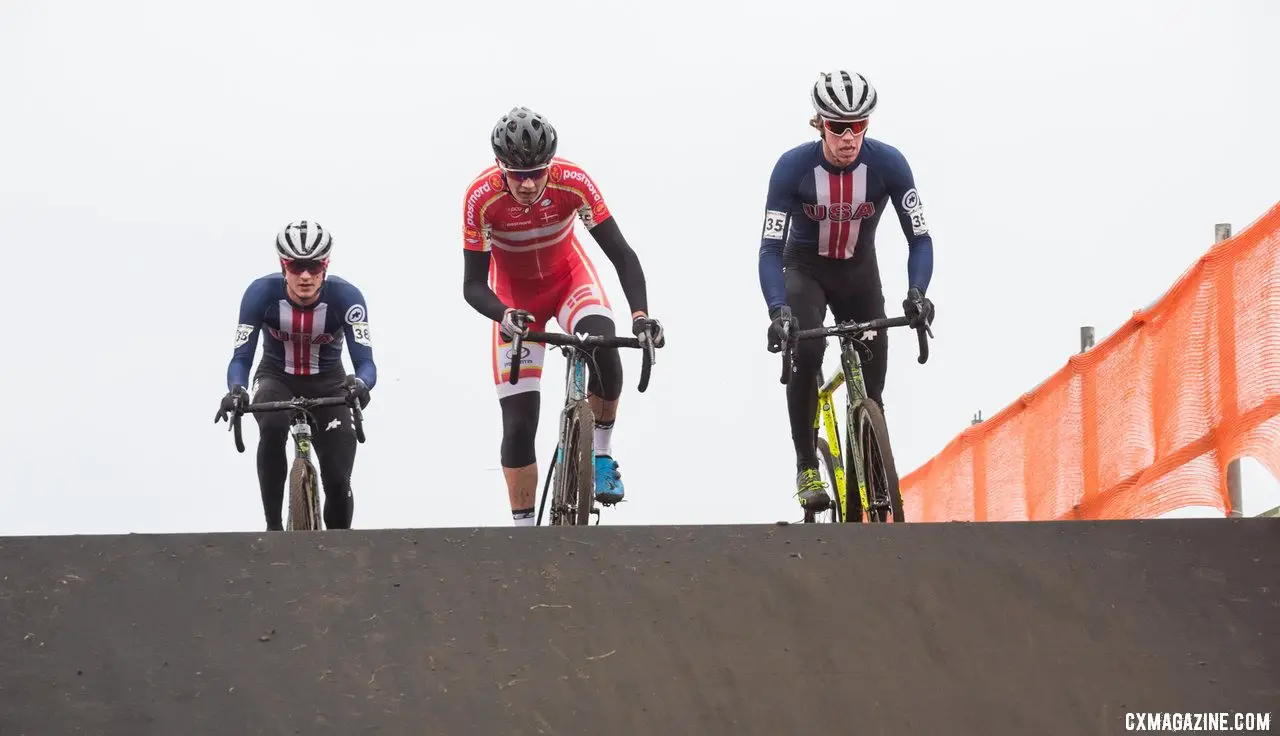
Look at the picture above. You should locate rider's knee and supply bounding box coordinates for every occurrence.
[254,411,291,440]
[589,347,622,401]
[500,390,539,467]
[575,315,623,400]
[317,411,357,445]
[793,336,824,370]
[575,314,616,339]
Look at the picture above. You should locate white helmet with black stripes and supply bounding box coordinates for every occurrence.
[275,220,333,261]
[811,70,878,120]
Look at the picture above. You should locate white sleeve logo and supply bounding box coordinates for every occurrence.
[902,188,929,236]
[344,304,366,324]
[762,209,787,240]
[351,322,372,347]
[233,324,254,348]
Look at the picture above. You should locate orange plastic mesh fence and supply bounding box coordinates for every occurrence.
[900,201,1280,521]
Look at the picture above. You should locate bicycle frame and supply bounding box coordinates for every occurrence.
[505,327,659,526]
[281,406,321,530]
[226,393,366,530]
[548,342,595,525]
[782,314,931,522]
[813,333,876,522]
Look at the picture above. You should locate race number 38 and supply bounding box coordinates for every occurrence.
[233,324,254,348]
[762,209,787,240]
[351,322,372,347]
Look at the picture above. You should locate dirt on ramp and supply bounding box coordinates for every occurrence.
[0,518,1276,735]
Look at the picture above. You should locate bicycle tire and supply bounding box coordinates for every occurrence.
[848,398,904,523]
[286,456,321,531]
[812,437,842,523]
[842,411,865,523]
[552,400,596,526]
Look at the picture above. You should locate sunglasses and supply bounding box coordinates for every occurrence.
[822,118,869,136]
[282,258,328,275]
[501,165,550,182]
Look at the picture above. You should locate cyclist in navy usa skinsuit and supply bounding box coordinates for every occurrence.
[758,70,937,512]
[214,221,376,530]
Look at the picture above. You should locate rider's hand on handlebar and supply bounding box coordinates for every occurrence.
[342,375,371,410]
[903,287,935,330]
[499,307,535,341]
[214,385,249,423]
[767,305,794,353]
[631,313,665,349]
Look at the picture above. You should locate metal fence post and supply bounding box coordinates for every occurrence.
[1217,223,1244,517]
[1080,326,1095,353]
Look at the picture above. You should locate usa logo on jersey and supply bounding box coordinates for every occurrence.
[803,201,876,222]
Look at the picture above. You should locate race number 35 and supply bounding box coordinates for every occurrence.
[763,209,787,240]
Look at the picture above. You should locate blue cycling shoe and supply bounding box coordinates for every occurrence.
[594,454,624,504]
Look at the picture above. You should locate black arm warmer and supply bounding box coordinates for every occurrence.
[588,217,648,316]
[462,249,508,322]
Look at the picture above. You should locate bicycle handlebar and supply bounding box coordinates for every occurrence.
[229,394,366,453]
[508,329,660,393]
[780,315,932,385]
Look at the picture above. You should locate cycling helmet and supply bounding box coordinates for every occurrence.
[811,70,878,120]
[275,220,333,261]
[491,106,558,169]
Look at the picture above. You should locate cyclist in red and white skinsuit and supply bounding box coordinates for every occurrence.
[462,106,665,526]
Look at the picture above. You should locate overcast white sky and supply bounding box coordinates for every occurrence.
[1,0,1276,535]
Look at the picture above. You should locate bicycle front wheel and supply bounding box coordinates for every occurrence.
[847,398,904,523]
[552,400,596,526]
[286,456,321,531]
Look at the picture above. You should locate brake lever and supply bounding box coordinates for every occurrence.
[644,324,658,365]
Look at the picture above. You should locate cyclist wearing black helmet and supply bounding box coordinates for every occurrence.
[461,106,664,526]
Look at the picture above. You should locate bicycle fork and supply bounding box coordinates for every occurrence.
[812,343,873,521]
[556,350,590,465]
[288,414,320,531]
[838,342,873,520]
[814,385,847,518]
[551,349,601,525]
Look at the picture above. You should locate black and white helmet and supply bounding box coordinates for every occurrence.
[275,220,333,261]
[811,70,878,120]
[491,106,558,169]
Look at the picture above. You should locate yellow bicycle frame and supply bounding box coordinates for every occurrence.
[812,345,873,523]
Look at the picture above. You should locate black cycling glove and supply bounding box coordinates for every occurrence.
[903,287,935,329]
[214,385,249,423]
[343,375,371,409]
[767,305,794,353]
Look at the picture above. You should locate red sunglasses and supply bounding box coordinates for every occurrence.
[823,118,869,136]
[282,258,328,275]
